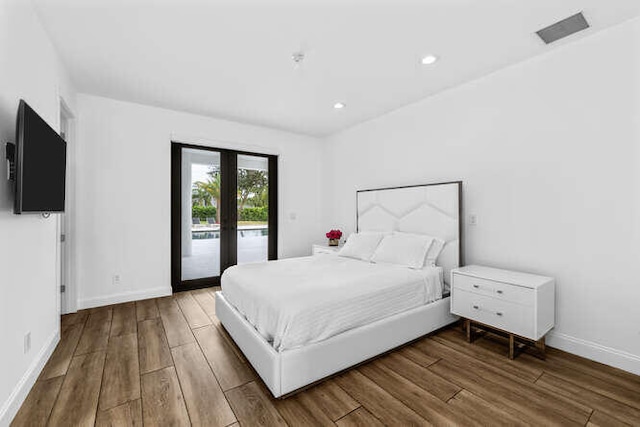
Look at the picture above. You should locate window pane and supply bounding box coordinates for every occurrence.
[181,148,221,280]
[237,154,268,265]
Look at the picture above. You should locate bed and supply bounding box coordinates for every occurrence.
[215,181,462,398]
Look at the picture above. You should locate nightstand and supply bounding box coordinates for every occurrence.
[312,244,341,255]
[450,265,555,359]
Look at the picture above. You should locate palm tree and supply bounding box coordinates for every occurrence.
[192,186,210,207]
[193,173,221,223]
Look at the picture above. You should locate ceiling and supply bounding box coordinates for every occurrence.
[33,0,640,136]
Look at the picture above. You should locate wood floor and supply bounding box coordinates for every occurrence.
[12,288,640,426]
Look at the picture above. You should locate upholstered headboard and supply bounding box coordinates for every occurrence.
[357,182,462,284]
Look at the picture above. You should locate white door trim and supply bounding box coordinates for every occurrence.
[59,97,76,314]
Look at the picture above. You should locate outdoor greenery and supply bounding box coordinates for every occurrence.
[192,205,217,220]
[237,169,268,209]
[192,165,268,224]
[191,206,266,222]
[192,167,221,222]
[238,206,268,221]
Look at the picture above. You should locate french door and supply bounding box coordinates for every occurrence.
[171,143,278,292]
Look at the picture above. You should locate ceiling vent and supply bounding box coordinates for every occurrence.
[536,12,590,44]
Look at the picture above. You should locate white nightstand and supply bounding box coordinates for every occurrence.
[312,244,341,255]
[450,265,555,359]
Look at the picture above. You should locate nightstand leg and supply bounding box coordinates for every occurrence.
[509,334,515,360]
[534,337,546,360]
[465,319,472,343]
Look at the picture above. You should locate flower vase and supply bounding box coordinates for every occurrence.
[328,238,339,246]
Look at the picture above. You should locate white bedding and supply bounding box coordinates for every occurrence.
[221,255,443,351]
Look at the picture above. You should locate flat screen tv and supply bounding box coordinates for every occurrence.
[13,100,67,214]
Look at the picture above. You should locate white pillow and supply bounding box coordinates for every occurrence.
[338,232,385,262]
[394,231,445,266]
[371,233,434,269]
[425,237,445,266]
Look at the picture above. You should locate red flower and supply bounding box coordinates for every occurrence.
[325,229,343,239]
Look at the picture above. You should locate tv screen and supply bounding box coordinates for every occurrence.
[14,100,67,214]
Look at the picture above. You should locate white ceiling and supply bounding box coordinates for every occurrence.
[33,0,640,136]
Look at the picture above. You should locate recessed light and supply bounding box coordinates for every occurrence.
[421,55,438,65]
[333,102,346,109]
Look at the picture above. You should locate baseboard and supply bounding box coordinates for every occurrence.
[0,330,60,427]
[78,286,172,310]
[547,331,640,376]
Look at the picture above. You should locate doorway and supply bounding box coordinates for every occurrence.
[171,143,278,292]
[59,99,74,314]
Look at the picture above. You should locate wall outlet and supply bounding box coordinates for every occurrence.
[24,332,31,354]
[469,214,478,226]
[112,274,121,285]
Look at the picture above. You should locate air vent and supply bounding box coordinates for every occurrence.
[537,12,590,44]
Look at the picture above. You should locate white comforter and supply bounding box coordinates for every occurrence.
[221,255,443,351]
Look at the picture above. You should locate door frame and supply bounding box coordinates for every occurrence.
[171,142,278,292]
[58,97,76,314]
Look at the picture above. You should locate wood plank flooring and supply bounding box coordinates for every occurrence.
[12,287,640,426]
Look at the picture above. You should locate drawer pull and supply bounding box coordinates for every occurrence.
[473,284,480,289]
[496,312,503,316]
[472,305,479,310]
[496,290,503,294]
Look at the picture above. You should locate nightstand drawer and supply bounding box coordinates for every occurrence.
[452,273,534,306]
[452,289,535,339]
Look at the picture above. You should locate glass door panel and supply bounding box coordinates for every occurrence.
[172,143,277,292]
[237,154,269,264]
[181,148,221,280]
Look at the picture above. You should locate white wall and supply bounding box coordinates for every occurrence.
[324,17,640,374]
[75,94,324,308]
[0,0,76,424]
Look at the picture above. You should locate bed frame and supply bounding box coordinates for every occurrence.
[215,181,462,398]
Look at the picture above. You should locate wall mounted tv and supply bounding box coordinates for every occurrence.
[7,100,67,214]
